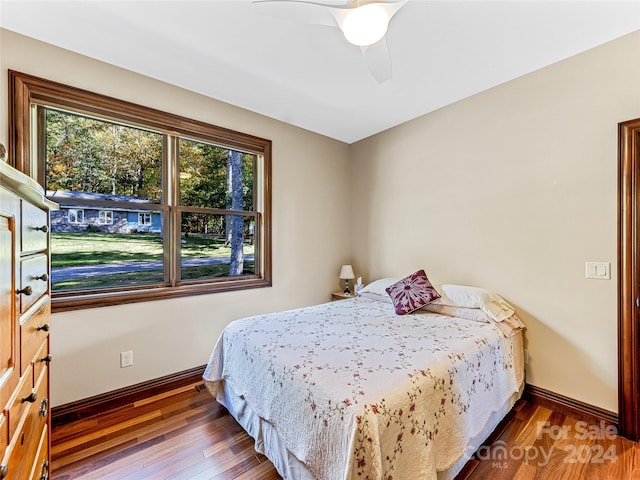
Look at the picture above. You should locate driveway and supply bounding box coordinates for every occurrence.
[51,255,255,283]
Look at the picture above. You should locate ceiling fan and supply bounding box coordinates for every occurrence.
[253,0,408,83]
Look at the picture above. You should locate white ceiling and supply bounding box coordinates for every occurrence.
[1,1,639,144]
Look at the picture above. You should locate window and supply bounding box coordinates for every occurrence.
[98,210,113,225]
[68,209,84,224]
[137,213,151,226]
[9,71,272,311]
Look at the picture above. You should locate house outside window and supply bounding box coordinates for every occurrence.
[68,209,84,224]
[98,210,113,225]
[9,71,272,311]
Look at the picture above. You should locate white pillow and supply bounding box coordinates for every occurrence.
[421,304,492,323]
[357,277,397,303]
[435,284,515,322]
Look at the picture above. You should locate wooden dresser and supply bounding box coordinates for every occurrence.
[0,161,57,480]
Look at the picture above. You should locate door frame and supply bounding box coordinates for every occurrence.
[618,117,640,441]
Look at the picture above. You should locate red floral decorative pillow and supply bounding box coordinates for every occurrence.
[385,270,441,315]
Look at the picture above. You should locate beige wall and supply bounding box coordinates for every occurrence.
[350,31,640,413]
[0,29,352,406]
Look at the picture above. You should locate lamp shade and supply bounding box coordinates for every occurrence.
[340,264,355,280]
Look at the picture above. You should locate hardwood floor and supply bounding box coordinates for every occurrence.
[462,400,640,480]
[51,383,280,480]
[51,383,640,480]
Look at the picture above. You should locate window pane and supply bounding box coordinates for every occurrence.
[46,107,166,292]
[45,108,163,202]
[50,214,165,292]
[181,212,255,282]
[68,209,84,224]
[179,139,254,211]
[98,211,113,225]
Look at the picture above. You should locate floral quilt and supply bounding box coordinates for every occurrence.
[203,296,520,480]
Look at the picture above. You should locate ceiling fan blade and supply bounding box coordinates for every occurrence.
[378,0,408,20]
[362,38,392,83]
[252,0,339,26]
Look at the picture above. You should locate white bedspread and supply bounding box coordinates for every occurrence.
[203,296,520,480]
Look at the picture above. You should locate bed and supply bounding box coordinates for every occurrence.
[203,279,525,480]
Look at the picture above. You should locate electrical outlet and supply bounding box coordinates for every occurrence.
[120,350,133,368]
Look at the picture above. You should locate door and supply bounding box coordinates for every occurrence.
[618,117,640,441]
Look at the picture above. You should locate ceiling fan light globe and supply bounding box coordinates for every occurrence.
[342,4,389,47]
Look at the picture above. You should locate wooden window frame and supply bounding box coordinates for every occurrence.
[8,70,272,312]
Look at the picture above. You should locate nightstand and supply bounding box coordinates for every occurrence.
[331,292,354,301]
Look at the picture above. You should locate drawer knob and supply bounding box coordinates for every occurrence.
[40,354,53,363]
[34,273,49,281]
[37,323,50,332]
[39,398,49,417]
[22,392,37,403]
[0,464,7,479]
[34,225,48,233]
[17,285,32,296]
[40,460,49,480]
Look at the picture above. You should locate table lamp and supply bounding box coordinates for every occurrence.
[340,264,355,296]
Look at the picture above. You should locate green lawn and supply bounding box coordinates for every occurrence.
[50,232,255,291]
[51,232,253,267]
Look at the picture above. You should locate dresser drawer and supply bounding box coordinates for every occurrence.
[6,365,34,443]
[30,427,48,480]
[19,255,49,314]
[1,404,42,480]
[20,303,50,376]
[21,202,48,254]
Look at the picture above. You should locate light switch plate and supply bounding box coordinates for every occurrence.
[585,261,610,280]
